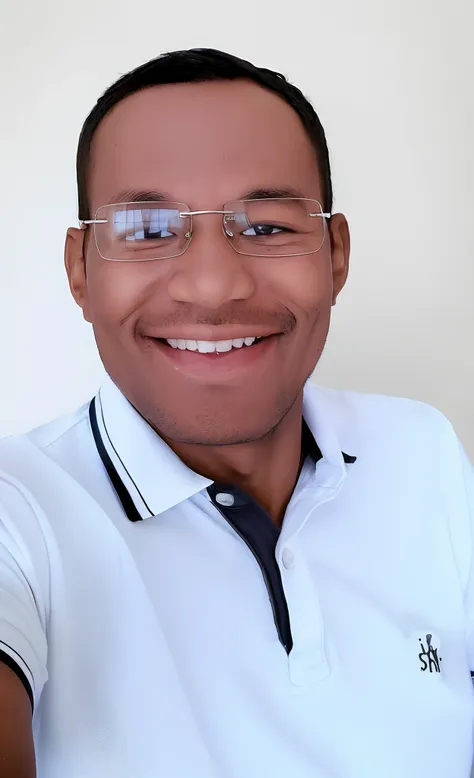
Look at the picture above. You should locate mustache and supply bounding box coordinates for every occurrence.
[141,307,297,333]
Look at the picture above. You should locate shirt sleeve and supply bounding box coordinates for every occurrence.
[0,474,49,710]
[452,436,474,670]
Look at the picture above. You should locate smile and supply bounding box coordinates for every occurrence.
[150,333,280,380]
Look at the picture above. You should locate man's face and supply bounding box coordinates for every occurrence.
[66,80,349,444]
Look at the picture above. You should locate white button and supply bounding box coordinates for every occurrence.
[281,547,295,570]
[215,492,235,507]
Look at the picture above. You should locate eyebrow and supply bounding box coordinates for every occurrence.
[238,187,308,201]
[108,186,309,206]
[109,190,172,204]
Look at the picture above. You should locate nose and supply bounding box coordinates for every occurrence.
[166,216,256,308]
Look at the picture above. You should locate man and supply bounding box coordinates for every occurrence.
[0,47,473,778]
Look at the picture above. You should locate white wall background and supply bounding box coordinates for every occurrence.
[1,0,473,455]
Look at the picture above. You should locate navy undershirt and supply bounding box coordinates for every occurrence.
[206,420,324,653]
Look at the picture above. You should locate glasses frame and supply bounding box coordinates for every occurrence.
[81,197,331,262]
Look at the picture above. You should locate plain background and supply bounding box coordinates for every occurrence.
[1,0,473,456]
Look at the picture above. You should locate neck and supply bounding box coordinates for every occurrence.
[163,396,305,526]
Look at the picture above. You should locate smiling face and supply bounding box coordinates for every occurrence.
[66,79,350,445]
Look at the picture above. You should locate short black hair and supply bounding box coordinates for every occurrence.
[76,48,333,221]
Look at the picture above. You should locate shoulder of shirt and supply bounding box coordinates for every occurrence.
[0,404,93,585]
[0,402,91,516]
[0,402,91,466]
[22,402,89,450]
[306,381,459,454]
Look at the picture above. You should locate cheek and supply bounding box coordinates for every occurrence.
[86,261,160,328]
[268,253,333,319]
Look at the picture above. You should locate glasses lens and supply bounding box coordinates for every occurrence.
[95,202,190,261]
[224,198,325,256]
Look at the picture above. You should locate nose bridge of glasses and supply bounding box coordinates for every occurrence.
[178,208,241,239]
[179,209,234,217]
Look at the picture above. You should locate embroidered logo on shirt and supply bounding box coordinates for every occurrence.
[418,633,442,673]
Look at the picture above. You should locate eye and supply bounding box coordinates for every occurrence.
[241,223,286,237]
[142,226,174,240]
[122,224,176,242]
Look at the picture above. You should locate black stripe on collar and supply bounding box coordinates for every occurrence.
[89,398,143,523]
[343,452,357,464]
[302,419,356,465]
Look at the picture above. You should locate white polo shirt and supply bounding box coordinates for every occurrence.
[0,376,474,778]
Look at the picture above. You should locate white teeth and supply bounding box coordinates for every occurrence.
[215,340,233,353]
[196,340,216,353]
[164,336,261,352]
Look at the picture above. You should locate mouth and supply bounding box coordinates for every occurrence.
[148,333,281,379]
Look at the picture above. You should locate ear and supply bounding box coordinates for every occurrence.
[65,227,92,323]
[328,214,350,306]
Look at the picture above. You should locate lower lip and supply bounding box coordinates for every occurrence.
[150,336,279,379]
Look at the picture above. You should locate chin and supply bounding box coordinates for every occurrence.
[157,417,267,447]
[150,397,297,448]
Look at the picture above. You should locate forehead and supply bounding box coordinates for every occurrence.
[88,79,321,210]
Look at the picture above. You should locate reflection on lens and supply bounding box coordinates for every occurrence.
[95,203,190,261]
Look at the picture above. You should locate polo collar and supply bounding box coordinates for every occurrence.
[89,375,356,522]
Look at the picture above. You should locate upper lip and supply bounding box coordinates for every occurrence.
[149,328,281,341]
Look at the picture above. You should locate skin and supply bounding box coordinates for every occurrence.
[65,79,350,524]
[0,663,36,777]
